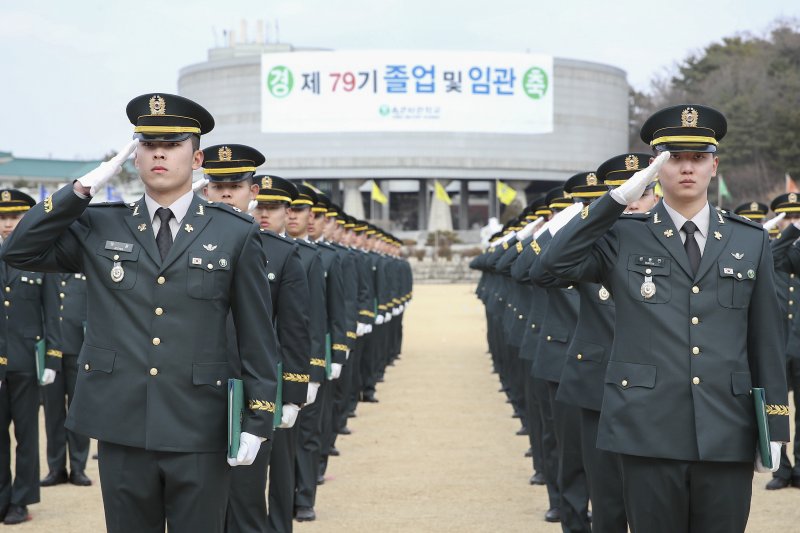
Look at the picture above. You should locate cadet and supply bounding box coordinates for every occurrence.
[41,268,92,489]
[198,147,311,533]
[0,190,60,524]
[1,94,280,533]
[539,105,788,533]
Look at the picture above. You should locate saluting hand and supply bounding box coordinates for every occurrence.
[191,177,209,194]
[610,150,670,205]
[76,139,138,197]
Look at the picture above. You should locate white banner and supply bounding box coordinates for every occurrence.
[260,51,553,134]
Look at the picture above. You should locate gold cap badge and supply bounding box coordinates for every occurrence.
[790,193,798,203]
[624,155,639,171]
[218,146,233,161]
[261,176,273,189]
[148,95,166,115]
[586,173,597,186]
[681,107,699,128]
[1,191,10,202]
[750,202,759,211]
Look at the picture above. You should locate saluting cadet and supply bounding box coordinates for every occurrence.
[290,184,346,523]
[763,194,800,490]
[539,105,788,533]
[198,147,311,533]
[1,94,281,533]
[0,190,60,524]
[41,268,92,489]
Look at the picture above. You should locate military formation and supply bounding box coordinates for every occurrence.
[0,92,412,532]
[471,104,796,533]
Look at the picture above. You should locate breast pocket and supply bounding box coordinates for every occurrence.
[186,250,232,300]
[95,247,139,290]
[18,274,43,300]
[627,255,671,304]
[717,260,756,309]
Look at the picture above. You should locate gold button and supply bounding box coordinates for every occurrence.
[36,336,41,340]
[621,379,628,387]
[207,263,214,269]
[792,273,796,279]
[157,276,166,285]
[737,273,742,279]
[790,314,794,320]
[645,268,652,274]
[518,314,523,319]
[152,337,161,346]
[84,363,90,371]
[692,286,700,294]
[576,354,583,360]
[113,254,120,261]
[691,317,699,325]
[59,317,63,321]
[150,368,158,376]
[3,287,9,293]
[60,305,64,310]
[792,287,796,293]
[546,335,552,341]
[155,307,163,316]
[61,281,66,287]
[3,301,9,307]
[60,292,65,298]
[531,323,536,329]
[216,380,222,386]
[790,300,795,306]
[692,346,700,355]
[692,377,700,385]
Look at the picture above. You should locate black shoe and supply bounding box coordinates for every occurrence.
[69,470,92,486]
[316,473,325,485]
[92,453,98,460]
[766,477,791,490]
[0,506,7,522]
[511,412,521,419]
[530,472,545,485]
[361,394,379,403]
[544,508,561,523]
[3,505,30,525]
[347,411,357,418]
[792,477,800,488]
[329,446,340,457]
[338,427,352,435]
[295,506,316,522]
[524,447,533,458]
[516,426,529,436]
[40,470,69,487]
[377,376,385,382]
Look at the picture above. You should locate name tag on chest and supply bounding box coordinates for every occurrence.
[105,241,134,253]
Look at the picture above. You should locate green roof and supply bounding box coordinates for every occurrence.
[0,156,136,182]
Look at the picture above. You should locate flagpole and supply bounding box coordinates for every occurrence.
[717,173,721,207]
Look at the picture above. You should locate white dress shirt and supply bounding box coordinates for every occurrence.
[662,200,710,255]
[144,190,194,240]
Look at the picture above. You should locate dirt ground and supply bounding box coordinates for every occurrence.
[12,283,800,531]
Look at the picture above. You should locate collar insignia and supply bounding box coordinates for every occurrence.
[132,204,140,217]
[664,229,673,237]
[137,223,147,232]
[714,231,722,240]
[653,212,661,224]
[196,204,205,216]
[184,224,194,233]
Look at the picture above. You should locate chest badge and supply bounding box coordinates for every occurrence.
[203,244,217,251]
[598,286,610,301]
[731,252,744,260]
[110,262,125,283]
[641,275,656,300]
[219,258,228,268]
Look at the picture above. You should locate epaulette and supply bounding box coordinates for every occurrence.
[722,209,765,230]
[317,240,336,250]
[619,211,650,220]
[87,201,127,208]
[259,229,297,248]
[295,239,318,250]
[205,201,255,222]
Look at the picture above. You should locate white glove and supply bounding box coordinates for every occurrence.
[548,202,585,237]
[376,314,385,325]
[610,151,670,205]
[384,312,392,322]
[763,212,785,230]
[247,199,258,214]
[227,431,265,466]
[364,324,373,334]
[329,363,343,380]
[392,307,400,316]
[345,349,351,360]
[356,322,366,337]
[515,217,544,241]
[41,368,57,386]
[278,403,301,429]
[77,139,138,197]
[191,177,209,193]
[755,442,782,473]
[306,382,320,405]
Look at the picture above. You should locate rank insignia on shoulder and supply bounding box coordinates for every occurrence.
[516,241,523,253]
[653,213,661,224]
[196,205,205,216]
[43,195,53,213]
[580,205,589,220]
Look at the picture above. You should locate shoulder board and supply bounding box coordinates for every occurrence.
[618,212,649,220]
[317,241,336,251]
[722,210,765,230]
[206,201,255,222]
[87,201,127,208]
[295,239,318,250]
[259,229,296,247]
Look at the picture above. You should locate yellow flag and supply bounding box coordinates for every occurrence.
[434,180,452,206]
[371,180,388,205]
[496,180,517,206]
[654,180,663,197]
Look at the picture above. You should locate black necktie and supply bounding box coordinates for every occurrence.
[155,207,174,261]
[682,221,701,276]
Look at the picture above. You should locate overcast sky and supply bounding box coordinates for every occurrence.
[1,0,797,160]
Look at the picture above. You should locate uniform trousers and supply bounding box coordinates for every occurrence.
[775,354,800,481]
[98,441,229,533]
[548,381,590,533]
[533,377,560,510]
[295,380,327,510]
[225,439,274,533]
[267,424,298,533]
[43,353,90,473]
[619,454,753,533]
[522,364,543,474]
[0,371,40,510]
[580,408,626,533]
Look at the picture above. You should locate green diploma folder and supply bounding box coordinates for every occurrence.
[753,387,772,469]
[228,378,244,459]
[273,362,283,428]
[34,339,46,385]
